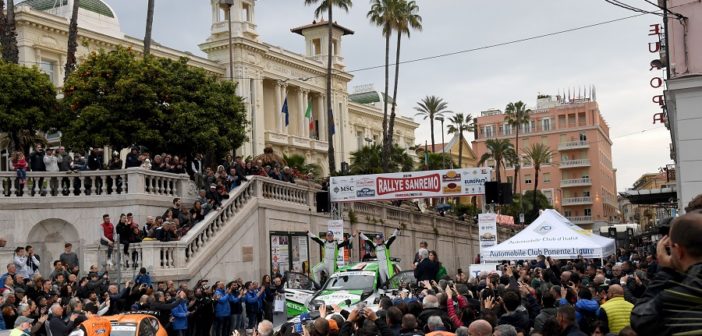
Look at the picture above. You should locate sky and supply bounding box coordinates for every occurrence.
[107,0,673,192]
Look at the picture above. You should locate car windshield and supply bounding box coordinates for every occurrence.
[324,273,375,291]
[110,324,137,336]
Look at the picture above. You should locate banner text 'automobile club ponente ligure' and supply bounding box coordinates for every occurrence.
[329,168,492,202]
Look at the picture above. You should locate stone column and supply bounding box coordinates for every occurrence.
[317,94,326,141]
[275,81,283,133]
[303,91,310,138]
[298,89,307,137]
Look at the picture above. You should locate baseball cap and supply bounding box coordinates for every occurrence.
[14,316,34,327]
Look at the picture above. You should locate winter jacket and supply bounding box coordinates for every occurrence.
[574,298,599,326]
[560,325,587,336]
[244,290,263,313]
[415,259,439,283]
[417,308,452,332]
[533,307,556,332]
[43,155,60,172]
[171,301,189,330]
[497,306,531,332]
[29,151,46,171]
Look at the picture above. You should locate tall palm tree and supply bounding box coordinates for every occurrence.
[143,0,156,58]
[522,143,553,215]
[367,0,397,172]
[447,113,474,167]
[64,0,80,81]
[414,95,449,153]
[504,101,531,195]
[0,1,5,51]
[305,0,352,175]
[477,139,513,183]
[1,0,18,63]
[386,0,421,166]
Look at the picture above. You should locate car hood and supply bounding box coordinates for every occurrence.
[313,290,365,308]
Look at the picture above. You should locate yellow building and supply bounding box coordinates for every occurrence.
[415,133,477,168]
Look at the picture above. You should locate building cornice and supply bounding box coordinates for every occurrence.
[348,101,418,129]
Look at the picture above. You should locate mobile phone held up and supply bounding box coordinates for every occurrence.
[294,323,304,334]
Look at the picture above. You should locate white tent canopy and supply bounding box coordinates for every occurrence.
[482,209,616,261]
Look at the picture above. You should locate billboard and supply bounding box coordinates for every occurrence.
[478,213,498,255]
[329,168,492,202]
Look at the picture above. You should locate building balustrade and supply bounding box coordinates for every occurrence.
[560,178,592,187]
[559,159,591,168]
[562,196,593,205]
[558,141,590,151]
[567,216,593,224]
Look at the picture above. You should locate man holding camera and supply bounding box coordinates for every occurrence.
[631,210,702,335]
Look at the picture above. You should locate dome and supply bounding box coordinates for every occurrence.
[19,0,122,37]
[19,0,115,18]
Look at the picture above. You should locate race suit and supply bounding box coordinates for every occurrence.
[360,229,399,286]
[308,232,350,284]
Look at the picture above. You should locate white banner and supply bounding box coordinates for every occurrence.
[468,263,501,279]
[329,168,492,202]
[478,213,498,255]
[328,220,345,267]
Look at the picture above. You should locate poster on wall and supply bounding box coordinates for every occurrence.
[271,235,290,274]
[328,220,345,267]
[329,168,492,202]
[478,213,498,256]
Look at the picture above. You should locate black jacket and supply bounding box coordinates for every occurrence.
[417,308,453,332]
[415,259,439,283]
[48,316,75,336]
[125,153,141,168]
[29,150,46,171]
[632,263,702,335]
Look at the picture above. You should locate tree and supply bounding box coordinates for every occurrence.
[60,47,248,158]
[143,0,155,58]
[0,1,5,54]
[522,143,553,216]
[422,152,455,171]
[1,0,18,63]
[0,60,57,152]
[477,139,513,183]
[284,153,322,177]
[386,0,421,169]
[502,190,551,225]
[447,112,474,167]
[367,0,396,172]
[304,0,352,175]
[64,0,80,81]
[350,144,412,175]
[414,95,449,153]
[504,101,531,194]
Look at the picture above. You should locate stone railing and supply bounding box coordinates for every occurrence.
[112,176,511,278]
[0,168,189,199]
[557,141,589,151]
[567,216,593,224]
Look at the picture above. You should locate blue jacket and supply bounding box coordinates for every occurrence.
[135,273,152,287]
[214,289,243,317]
[171,301,189,330]
[244,290,262,313]
[575,299,600,324]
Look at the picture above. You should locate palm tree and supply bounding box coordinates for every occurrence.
[0,1,5,51]
[446,113,474,167]
[350,143,412,175]
[386,0,421,166]
[64,0,80,81]
[522,143,553,215]
[477,139,513,183]
[143,0,156,58]
[504,101,531,194]
[423,152,455,171]
[414,96,449,153]
[1,0,18,63]
[304,0,352,175]
[367,0,396,172]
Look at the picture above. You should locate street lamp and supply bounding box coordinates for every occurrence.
[219,0,235,82]
[435,116,446,169]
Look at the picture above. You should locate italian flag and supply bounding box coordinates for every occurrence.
[305,101,314,130]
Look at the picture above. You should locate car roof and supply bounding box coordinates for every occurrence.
[105,314,156,324]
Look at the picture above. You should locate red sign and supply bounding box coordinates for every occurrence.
[376,174,441,195]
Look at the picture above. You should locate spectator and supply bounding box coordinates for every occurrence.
[59,243,79,271]
[533,292,556,333]
[414,241,428,265]
[47,304,78,336]
[25,246,40,278]
[466,320,492,336]
[400,314,424,336]
[495,290,529,332]
[417,295,450,332]
[43,148,61,195]
[171,290,190,336]
[99,214,115,266]
[29,143,46,195]
[598,284,633,334]
[425,316,453,336]
[125,147,141,168]
[281,166,295,183]
[429,251,447,281]
[556,305,587,336]
[13,248,37,279]
[415,249,438,283]
[492,324,517,336]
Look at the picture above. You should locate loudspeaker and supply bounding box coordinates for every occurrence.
[500,183,513,204]
[485,182,499,204]
[316,192,330,213]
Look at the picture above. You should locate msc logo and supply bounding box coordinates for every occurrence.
[534,223,552,235]
[334,186,354,193]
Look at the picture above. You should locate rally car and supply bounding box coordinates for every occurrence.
[284,260,417,319]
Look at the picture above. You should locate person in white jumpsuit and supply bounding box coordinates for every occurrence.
[360,229,399,287]
[308,231,351,284]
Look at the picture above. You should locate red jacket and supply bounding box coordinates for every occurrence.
[14,158,27,170]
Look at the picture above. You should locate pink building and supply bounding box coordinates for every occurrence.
[472,94,618,229]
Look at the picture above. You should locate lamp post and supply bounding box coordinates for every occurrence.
[436,116,446,169]
[219,0,235,82]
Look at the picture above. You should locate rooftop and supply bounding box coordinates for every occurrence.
[291,20,355,36]
[19,0,115,18]
[349,90,394,105]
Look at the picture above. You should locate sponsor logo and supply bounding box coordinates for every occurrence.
[534,223,552,235]
[376,174,441,195]
[443,182,461,193]
[357,178,375,188]
[356,188,375,197]
[442,170,461,182]
[334,185,354,193]
[480,232,496,241]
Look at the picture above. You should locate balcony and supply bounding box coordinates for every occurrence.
[265,131,329,153]
[558,141,589,151]
[560,178,592,187]
[562,196,593,206]
[567,216,593,225]
[559,159,591,168]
